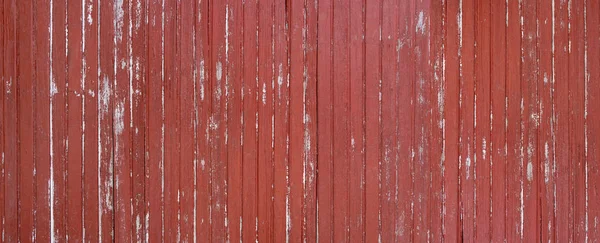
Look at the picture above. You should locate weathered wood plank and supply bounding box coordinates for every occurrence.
[146,0,164,241]
[490,0,507,241]
[257,0,274,240]
[364,0,381,241]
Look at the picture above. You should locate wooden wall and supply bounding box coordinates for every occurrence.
[1,0,599,242]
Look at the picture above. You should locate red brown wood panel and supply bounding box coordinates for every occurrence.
[474,1,491,240]
[554,0,571,241]
[15,1,35,242]
[506,0,523,240]
[66,0,84,241]
[146,0,164,241]
[490,0,507,241]
[2,1,599,242]
[225,1,243,242]
[257,0,274,241]
[113,0,132,242]
[130,0,147,241]
[587,0,600,240]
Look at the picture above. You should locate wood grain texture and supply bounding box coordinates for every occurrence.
[1,0,597,242]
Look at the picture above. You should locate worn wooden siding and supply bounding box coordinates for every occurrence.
[1,0,600,242]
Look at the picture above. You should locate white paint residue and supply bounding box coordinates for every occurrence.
[262,83,267,105]
[100,76,111,115]
[50,78,59,97]
[115,102,125,135]
[416,11,426,34]
[216,61,223,81]
[482,138,487,160]
[544,142,550,183]
[527,162,533,182]
[115,0,124,41]
[87,4,93,24]
[465,155,471,179]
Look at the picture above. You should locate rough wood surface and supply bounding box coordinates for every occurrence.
[1,0,598,242]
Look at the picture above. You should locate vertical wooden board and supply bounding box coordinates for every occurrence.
[82,0,100,241]
[179,0,195,241]
[331,0,350,241]
[397,0,414,241]
[443,0,460,241]
[429,0,445,240]
[52,0,70,240]
[113,0,132,241]
[316,0,333,240]
[257,0,274,241]
[474,0,491,241]
[146,0,164,241]
[3,0,17,241]
[413,0,432,240]
[289,0,305,241]
[304,0,318,241]
[520,0,540,241]
[538,0,555,241]
[569,0,586,241]
[364,0,381,241]
[17,0,36,240]
[242,0,258,241]
[194,0,211,240]
[348,0,365,241]
[380,0,398,241]
[459,0,476,240]
[586,0,600,239]
[553,0,571,240]
[99,0,116,241]
[225,0,243,242]
[489,0,507,241]
[163,0,180,240]
[506,0,523,240]
[0,0,4,239]
[210,0,228,240]
[2,1,17,241]
[130,0,147,241]
[66,0,84,240]
[273,0,289,241]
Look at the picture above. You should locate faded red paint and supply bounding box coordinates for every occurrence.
[2,0,599,242]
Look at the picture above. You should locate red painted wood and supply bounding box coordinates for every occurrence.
[113,0,132,241]
[82,0,100,241]
[554,0,571,241]
[364,0,381,241]
[17,0,36,241]
[225,0,243,242]
[130,0,147,241]
[460,0,476,241]
[2,1,598,242]
[490,1,507,241]
[587,0,600,239]
[257,0,274,241]
[380,0,399,241]
[3,1,18,242]
[242,0,258,242]
[569,1,586,241]
[163,0,179,240]
[66,0,84,240]
[146,0,164,241]
[316,0,333,241]
[289,0,305,241]
[474,1,491,241]
[506,0,523,240]
[538,0,555,241]
[194,0,211,240]
[348,0,365,241]
[304,1,318,241]
[273,0,289,241]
